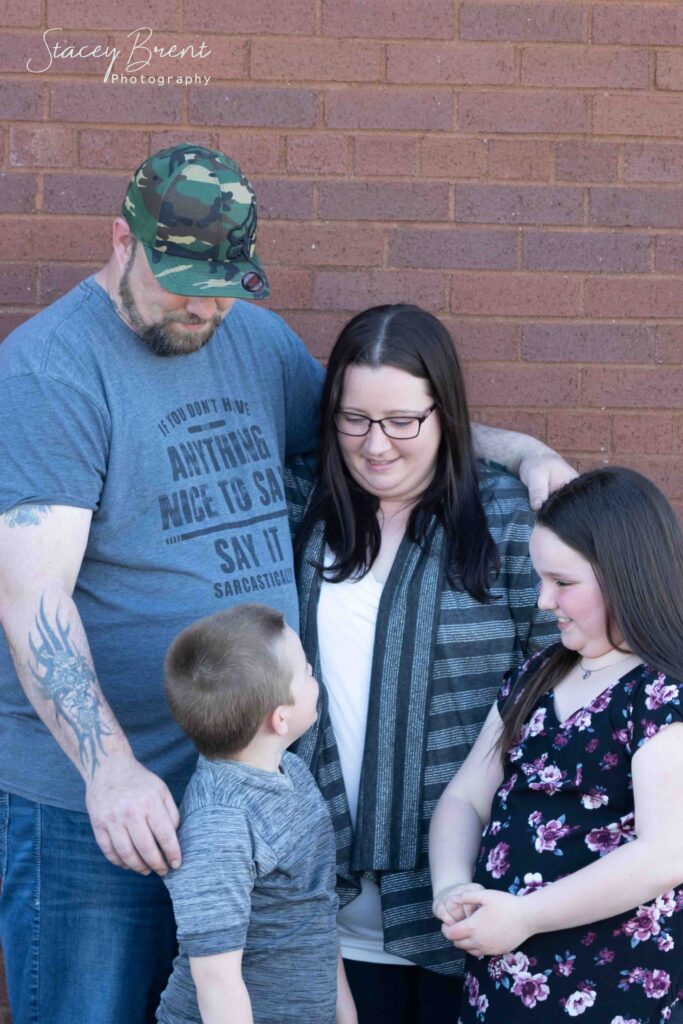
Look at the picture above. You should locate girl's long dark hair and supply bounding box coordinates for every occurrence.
[498,466,683,759]
[297,304,499,602]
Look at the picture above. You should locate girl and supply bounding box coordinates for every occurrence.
[430,466,683,1023]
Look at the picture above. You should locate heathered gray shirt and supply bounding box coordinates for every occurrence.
[157,752,339,1024]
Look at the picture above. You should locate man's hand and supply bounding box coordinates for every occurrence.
[441,888,532,957]
[432,881,484,927]
[518,452,577,511]
[85,754,181,875]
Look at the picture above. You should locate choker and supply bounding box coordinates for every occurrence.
[579,652,633,680]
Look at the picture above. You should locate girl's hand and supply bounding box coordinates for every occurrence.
[432,882,485,926]
[441,888,533,957]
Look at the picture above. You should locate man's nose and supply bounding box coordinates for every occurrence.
[184,296,218,319]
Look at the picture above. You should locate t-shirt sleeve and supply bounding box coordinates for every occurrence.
[0,374,110,513]
[629,672,683,752]
[164,805,257,958]
[280,325,324,457]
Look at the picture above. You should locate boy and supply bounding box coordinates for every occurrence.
[156,604,357,1024]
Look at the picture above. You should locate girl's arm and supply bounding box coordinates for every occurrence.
[445,721,683,957]
[430,703,505,925]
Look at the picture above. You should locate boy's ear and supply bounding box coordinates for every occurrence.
[268,705,290,738]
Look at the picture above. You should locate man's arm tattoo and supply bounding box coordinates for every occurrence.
[3,504,51,528]
[28,599,110,776]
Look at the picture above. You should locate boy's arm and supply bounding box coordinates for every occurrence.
[191,950,253,1024]
[336,950,358,1024]
[471,423,576,509]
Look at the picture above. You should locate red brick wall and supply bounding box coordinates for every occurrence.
[1,0,683,1010]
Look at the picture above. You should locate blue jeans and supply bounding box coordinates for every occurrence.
[0,791,177,1024]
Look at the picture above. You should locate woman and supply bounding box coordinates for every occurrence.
[287,305,559,1023]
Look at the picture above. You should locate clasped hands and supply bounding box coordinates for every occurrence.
[432,883,533,958]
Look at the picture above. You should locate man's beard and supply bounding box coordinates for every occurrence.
[118,254,222,357]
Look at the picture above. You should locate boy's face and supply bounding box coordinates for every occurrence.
[281,625,319,741]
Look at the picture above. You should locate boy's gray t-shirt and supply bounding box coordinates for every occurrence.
[157,752,339,1024]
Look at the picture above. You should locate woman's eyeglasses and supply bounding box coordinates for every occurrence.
[334,406,436,440]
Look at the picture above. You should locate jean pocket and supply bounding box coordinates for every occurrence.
[0,789,8,881]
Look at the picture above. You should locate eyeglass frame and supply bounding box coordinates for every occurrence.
[333,405,437,440]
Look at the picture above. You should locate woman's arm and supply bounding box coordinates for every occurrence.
[471,423,576,509]
[444,721,683,957]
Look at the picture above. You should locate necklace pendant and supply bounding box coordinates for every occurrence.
[582,668,591,680]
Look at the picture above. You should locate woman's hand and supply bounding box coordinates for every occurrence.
[432,881,484,927]
[441,887,533,957]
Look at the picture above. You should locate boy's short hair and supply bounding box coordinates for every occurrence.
[164,603,293,757]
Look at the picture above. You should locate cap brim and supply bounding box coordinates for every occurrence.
[140,243,270,300]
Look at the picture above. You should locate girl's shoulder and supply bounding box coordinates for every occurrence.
[498,641,562,706]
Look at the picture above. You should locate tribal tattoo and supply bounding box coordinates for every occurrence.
[29,599,110,775]
[4,504,51,528]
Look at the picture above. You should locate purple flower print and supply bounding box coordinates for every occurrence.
[518,872,544,896]
[476,994,489,1019]
[487,957,506,982]
[585,737,599,753]
[553,731,570,749]
[599,751,619,771]
[580,787,608,810]
[511,972,550,1008]
[595,947,615,965]
[486,841,510,879]
[623,905,661,944]
[613,727,631,746]
[465,973,480,1007]
[645,675,679,710]
[585,813,634,856]
[642,968,671,998]
[640,718,661,740]
[524,707,547,739]
[528,810,543,827]
[580,932,596,946]
[501,951,530,975]
[553,953,576,977]
[497,773,517,808]
[571,709,593,732]
[563,985,597,1016]
[528,764,566,796]
[534,816,576,853]
[657,933,674,952]
[591,690,612,713]
[609,1018,640,1024]
[656,890,676,917]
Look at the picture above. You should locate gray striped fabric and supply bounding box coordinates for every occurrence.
[287,458,558,974]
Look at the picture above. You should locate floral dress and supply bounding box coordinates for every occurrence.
[459,645,683,1024]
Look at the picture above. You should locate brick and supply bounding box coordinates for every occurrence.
[585,278,683,319]
[445,319,519,361]
[656,326,683,363]
[0,82,42,120]
[186,0,315,33]
[10,126,74,167]
[46,0,177,29]
[189,86,316,128]
[0,312,30,342]
[624,144,683,184]
[594,94,683,138]
[470,409,547,439]
[0,0,40,25]
[217,132,280,175]
[0,174,36,213]
[287,135,349,175]
[389,228,516,270]
[110,32,246,80]
[522,46,648,88]
[522,323,654,362]
[356,136,416,177]
[451,272,581,316]
[460,91,587,133]
[43,173,127,215]
[284,310,351,359]
[260,222,384,267]
[323,0,453,39]
[657,52,683,91]
[655,236,683,273]
[149,131,216,154]
[466,365,579,407]
[590,188,683,228]
[38,263,95,304]
[546,410,611,453]
[0,264,36,304]
[677,418,683,453]
[319,181,450,222]
[457,185,583,225]
[587,455,683,501]
[523,231,649,273]
[252,39,380,82]
[387,43,515,85]
[50,83,181,123]
[79,129,150,169]
[262,268,311,310]
[325,87,452,130]
[593,4,683,45]
[0,216,112,262]
[420,138,487,179]
[460,2,587,42]
[251,180,313,220]
[487,140,551,181]
[555,142,618,183]
[312,270,447,312]
[613,413,673,454]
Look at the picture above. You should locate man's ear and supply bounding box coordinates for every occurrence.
[112,217,136,271]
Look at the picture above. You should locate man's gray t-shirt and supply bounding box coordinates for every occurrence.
[0,279,324,810]
[157,752,339,1024]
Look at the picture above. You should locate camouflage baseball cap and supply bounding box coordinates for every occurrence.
[121,144,269,300]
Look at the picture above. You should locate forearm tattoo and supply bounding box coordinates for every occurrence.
[3,504,51,528]
[28,599,110,776]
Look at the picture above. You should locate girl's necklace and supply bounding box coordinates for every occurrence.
[579,652,634,680]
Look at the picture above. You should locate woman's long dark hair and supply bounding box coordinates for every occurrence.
[498,466,683,758]
[297,304,499,602]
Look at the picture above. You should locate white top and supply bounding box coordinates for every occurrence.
[318,560,411,965]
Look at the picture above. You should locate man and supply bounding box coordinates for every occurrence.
[0,144,573,1024]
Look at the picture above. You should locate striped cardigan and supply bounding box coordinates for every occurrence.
[286,458,558,975]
